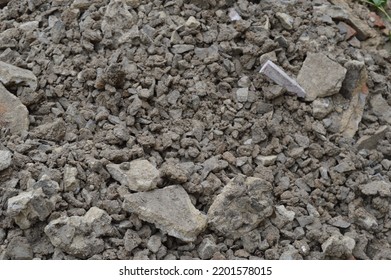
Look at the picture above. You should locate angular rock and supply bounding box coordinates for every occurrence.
[236,88,249,103]
[0,61,37,90]
[124,229,142,252]
[0,83,29,134]
[197,237,218,260]
[357,126,389,150]
[358,181,391,197]
[171,44,195,54]
[255,155,277,167]
[370,94,391,124]
[312,98,333,119]
[106,159,160,192]
[5,236,33,260]
[276,12,294,30]
[32,118,66,142]
[260,60,306,98]
[297,53,347,101]
[122,185,207,242]
[0,150,12,171]
[208,176,274,239]
[322,234,355,258]
[333,160,355,173]
[147,234,162,253]
[44,207,113,258]
[7,188,55,229]
[185,16,200,29]
[63,165,79,192]
[327,216,351,229]
[354,207,378,231]
[241,230,262,253]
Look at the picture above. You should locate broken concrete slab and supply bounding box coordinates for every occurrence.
[297,53,347,101]
[122,185,207,242]
[260,60,306,98]
[0,61,37,90]
[0,83,29,134]
[208,175,274,239]
[356,125,389,150]
[106,159,160,192]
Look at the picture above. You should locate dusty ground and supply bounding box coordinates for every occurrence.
[0,0,391,260]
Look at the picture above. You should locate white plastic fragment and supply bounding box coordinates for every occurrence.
[260,60,306,98]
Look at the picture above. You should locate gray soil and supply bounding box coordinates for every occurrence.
[1,0,391,260]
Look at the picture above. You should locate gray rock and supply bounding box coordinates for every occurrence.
[63,165,79,192]
[275,205,295,221]
[0,83,29,134]
[327,216,351,228]
[356,125,389,150]
[122,185,207,242]
[358,181,391,197]
[0,61,37,90]
[236,88,249,103]
[7,188,55,229]
[297,53,347,101]
[340,60,366,99]
[44,207,113,258]
[279,245,302,260]
[124,229,142,252]
[255,155,277,167]
[106,159,160,192]
[333,160,355,173]
[354,207,378,230]
[276,12,294,30]
[370,94,391,124]
[185,16,200,29]
[147,234,162,253]
[171,44,195,54]
[6,236,33,260]
[312,98,333,119]
[0,150,12,171]
[322,234,355,258]
[33,118,66,142]
[197,237,218,259]
[241,230,262,253]
[208,176,274,239]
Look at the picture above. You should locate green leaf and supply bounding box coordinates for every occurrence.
[371,0,387,7]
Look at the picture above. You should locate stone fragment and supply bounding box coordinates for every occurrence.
[354,207,378,230]
[275,12,294,30]
[171,44,194,54]
[312,98,333,119]
[260,60,306,98]
[122,185,207,242]
[0,150,12,171]
[279,245,302,260]
[297,53,347,101]
[327,216,351,229]
[32,118,66,142]
[0,61,37,90]
[44,207,113,258]
[71,0,94,10]
[106,159,160,192]
[236,88,249,103]
[275,205,295,221]
[185,16,200,29]
[322,234,355,258]
[255,155,277,167]
[259,51,277,67]
[208,176,274,239]
[63,165,79,192]
[124,229,142,252]
[356,125,389,150]
[333,160,355,173]
[370,94,391,124]
[348,37,361,48]
[0,83,29,134]
[7,188,56,229]
[358,181,391,197]
[197,237,218,260]
[228,8,241,21]
[147,235,162,253]
[241,230,262,253]
[5,236,33,260]
[337,21,357,40]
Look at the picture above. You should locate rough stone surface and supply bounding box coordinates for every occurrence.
[356,126,389,150]
[358,181,391,197]
[0,61,37,90]
[122,185,207,242]
[297,53,347,101]
[107,159,160,192]
[0,150,12,171]
[208,176,274,239]
[322,234,355,258]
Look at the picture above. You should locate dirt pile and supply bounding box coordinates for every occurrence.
[0,0,391,260]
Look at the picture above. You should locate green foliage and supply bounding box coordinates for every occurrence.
[360,0,391,21]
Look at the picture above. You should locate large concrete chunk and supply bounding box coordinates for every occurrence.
[0,61,37,90]
[260,60,306,98]
[122,185,207,242]
[297,53,347,101]
[207,176,274,239]
[106,159,160,192]
[0,83,29,134]
[44,207,113,259]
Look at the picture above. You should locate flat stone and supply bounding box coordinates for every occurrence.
[0,150,12,171]
[358,181,391,197]
[255,155,277,166]
[106,159,160,192]
[370,94,391,124]
[122,185,207,242]
[337,21,357,40]
[356,125,389,150]
[32,118,66,142]
[236,88,249,103]
[322,234,355,258]
[0,61,37,90]
[197,237,218,260]
[327,216,351,229]
[208,175,274,239]
[0,83,29,134]
[171,44,195,54]
[260,60,306,98]
[333,160,355,173]
[297,53,347,101]
[124,229,142,252]
[5,236,33,260]
[63,165,79,192]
